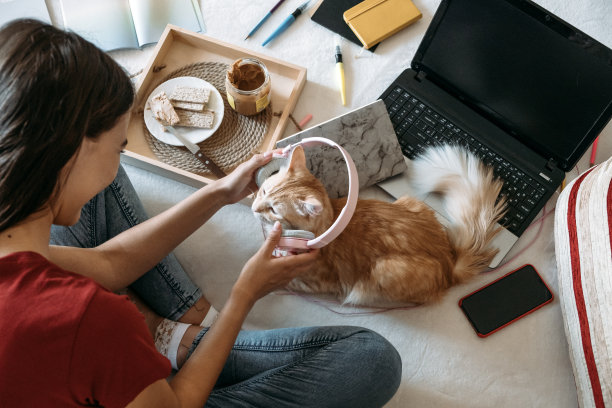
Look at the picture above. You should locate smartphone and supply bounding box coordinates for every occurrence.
[459,264,554,337]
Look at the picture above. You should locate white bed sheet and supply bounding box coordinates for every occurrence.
[46,0,612,406]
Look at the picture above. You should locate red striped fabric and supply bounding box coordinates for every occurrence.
[566,167,605,408]
[608,181,612,255]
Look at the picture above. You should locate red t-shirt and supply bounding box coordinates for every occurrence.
[0,251,171,407]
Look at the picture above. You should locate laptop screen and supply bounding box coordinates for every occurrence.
[413,0,612,171]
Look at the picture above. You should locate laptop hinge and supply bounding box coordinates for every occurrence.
[415,71,427,82]
[545,158,557,171]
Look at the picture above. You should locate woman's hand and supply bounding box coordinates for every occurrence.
[216,151,273,205]
[231,221,319,306]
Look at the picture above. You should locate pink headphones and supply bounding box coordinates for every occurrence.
[255,137,359,256]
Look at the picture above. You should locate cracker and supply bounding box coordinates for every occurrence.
[170,86,210,104]
[172,101,206,111]
[176,109,215,129]
[149,91,179,126]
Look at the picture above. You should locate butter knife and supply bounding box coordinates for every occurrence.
[164,126,226,179]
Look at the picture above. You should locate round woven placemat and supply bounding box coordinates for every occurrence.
[142,62,271,176]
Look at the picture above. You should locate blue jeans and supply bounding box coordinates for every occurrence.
[194,326,402,408]
[50,165,402,407]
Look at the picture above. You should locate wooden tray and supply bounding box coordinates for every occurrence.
[122,25,307,187]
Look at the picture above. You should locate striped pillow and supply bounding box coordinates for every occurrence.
[554,158,612,408]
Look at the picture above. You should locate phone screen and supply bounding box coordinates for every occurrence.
[459,265,554,337]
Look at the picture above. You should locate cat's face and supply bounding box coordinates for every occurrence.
[252,146,333,238]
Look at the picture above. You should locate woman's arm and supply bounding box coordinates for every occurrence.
[127,223,319,408]
[49,152,273,291]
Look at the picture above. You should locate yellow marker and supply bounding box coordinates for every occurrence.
[335,38,346,106]
[561,177,566,191]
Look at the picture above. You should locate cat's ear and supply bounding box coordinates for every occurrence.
[296,196,323,216]
[287,145,308,172]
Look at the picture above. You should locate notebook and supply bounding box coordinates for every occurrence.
[343,0,422,49]
[0,0,50,27]
[276,99,406,199]
[310,0,379,51]
[60,0,203,51]
[376,0,612,267]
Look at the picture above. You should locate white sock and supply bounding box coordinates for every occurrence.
[154,319,191,370]
[200,305,219,327]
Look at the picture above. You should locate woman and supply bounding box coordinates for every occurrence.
[0,19,401,408]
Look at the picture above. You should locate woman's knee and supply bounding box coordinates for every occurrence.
[340,327,402,405]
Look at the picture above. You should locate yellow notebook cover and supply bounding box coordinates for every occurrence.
[343,0,422,49]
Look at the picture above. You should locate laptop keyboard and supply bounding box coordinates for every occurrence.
[382,85,546,235]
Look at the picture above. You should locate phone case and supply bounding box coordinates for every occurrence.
[458,264,554,338]
[342,0,422,49]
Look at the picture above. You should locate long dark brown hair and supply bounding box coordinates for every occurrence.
[0,19,134,232]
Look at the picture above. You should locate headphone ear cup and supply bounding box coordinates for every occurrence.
[275,229,316,256]
[255,157,287,188]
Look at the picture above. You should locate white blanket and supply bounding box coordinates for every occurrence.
[46,0,612,406]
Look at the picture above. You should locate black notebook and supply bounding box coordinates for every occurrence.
[310,0,378,51]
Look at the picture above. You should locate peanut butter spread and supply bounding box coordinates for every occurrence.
[150,91,179,126]
[227,60,265,91]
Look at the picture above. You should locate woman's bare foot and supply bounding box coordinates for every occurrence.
[125,290,211,369]
[178,296,212,325]
[176,325,203,368]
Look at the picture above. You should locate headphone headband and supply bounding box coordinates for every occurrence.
[280,137,359,249]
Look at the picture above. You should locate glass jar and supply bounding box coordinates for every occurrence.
[225,58,271,116]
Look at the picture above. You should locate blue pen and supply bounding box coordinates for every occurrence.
[262,0,310,47]
[245,0,286,40]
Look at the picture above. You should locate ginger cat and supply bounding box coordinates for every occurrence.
[252,145,506,306]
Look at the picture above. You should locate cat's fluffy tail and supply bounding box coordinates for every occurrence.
[410,145,507,283]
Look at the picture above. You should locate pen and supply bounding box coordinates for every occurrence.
[335,37,346,106]
[262,0,310,47]
[589,136,599,167]
[244,0,286,40]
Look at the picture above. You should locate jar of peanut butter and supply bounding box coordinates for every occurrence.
[225,58,271,116]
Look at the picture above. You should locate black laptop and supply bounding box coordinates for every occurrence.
[377,0,612,266]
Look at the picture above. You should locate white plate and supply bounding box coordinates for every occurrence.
[144,77,224,146]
